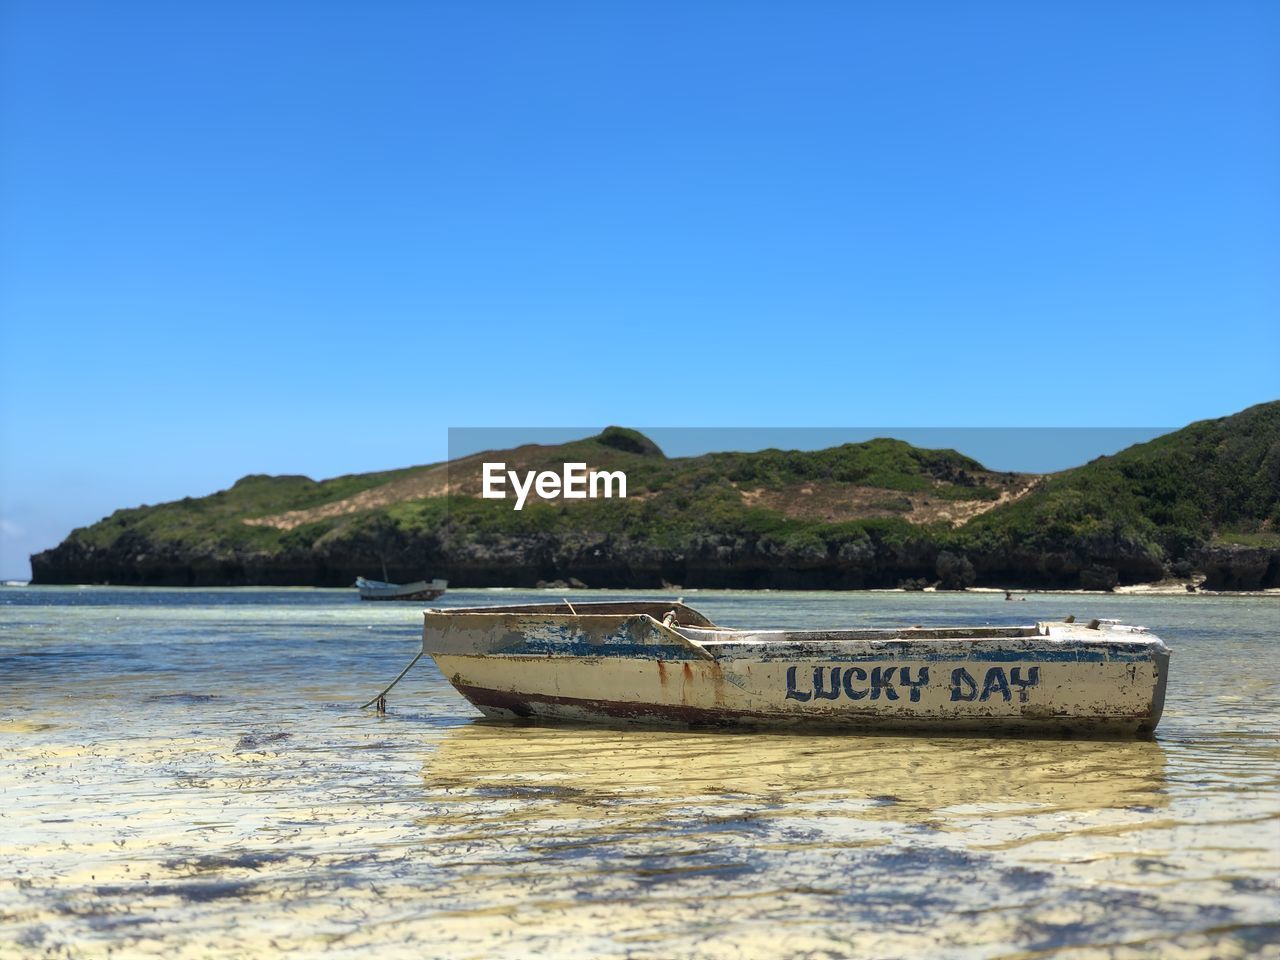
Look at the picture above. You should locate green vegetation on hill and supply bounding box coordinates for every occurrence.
[952,402,1280,585]
[30,403,1280,590]
[701,441,990,491]
[68,465,425,554]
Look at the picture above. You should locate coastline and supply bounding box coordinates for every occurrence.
[5,580,1279,597]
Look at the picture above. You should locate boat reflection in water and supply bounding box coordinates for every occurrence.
[423,720,1170,821]
[414,723,1177,955]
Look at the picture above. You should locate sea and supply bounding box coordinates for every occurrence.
[2,586,1277,959]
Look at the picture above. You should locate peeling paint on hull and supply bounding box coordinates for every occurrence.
[424,601,1171,738]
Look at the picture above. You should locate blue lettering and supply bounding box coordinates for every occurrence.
[950,668,978,702]
[869,667,899,701]
[899,667,929,702]
[842,667,868,700]
[784,665,811,702]
[785,663,979,704]
[980,667,1011,702]
[1008,666,1041,702]
[813,667,842,700]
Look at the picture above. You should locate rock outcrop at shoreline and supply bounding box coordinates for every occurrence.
[30,405,1280,591]
[1189,543,1280,592]
[32,523,1279,592]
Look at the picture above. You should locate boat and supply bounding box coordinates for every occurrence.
[420,600,1170,737]
[355,576,447,601]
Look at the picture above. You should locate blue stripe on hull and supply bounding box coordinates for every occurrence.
[717,647,1156,664]
[506,640,702,660]
[488,640,1157,664]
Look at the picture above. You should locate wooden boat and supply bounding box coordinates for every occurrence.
[355,576,447,601]
[421,600,1170,737]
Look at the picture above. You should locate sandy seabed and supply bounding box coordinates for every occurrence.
[2,587,1278,959]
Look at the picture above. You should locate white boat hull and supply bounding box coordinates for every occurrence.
[357,577,447,601]
[424,602,1170,737]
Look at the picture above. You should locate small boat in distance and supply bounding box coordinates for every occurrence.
[420,601,1170,737]
[355,576,447,601]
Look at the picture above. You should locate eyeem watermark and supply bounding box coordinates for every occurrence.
[482,462,627,511]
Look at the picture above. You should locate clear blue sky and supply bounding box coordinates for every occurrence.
[1,1,1277,578]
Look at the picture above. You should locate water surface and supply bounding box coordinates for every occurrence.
[2,587,1277,958]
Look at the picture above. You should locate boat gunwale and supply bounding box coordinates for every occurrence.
[422,601,1168,653]
[679,625,1169,652]
[423,600,719,627]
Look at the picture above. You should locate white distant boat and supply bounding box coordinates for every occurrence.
[419,601,1170,737]
[355,576,447,601]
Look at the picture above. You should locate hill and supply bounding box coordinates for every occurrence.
[955,401,1280,589]
[30,405,1280,590]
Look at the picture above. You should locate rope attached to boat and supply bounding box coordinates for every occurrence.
[360,649,424,713]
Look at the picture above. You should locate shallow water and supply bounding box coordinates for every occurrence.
[1,587,1277,958]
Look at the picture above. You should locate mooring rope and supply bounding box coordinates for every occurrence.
[360,649,424,711]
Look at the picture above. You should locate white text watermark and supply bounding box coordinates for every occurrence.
[481,462,627,511]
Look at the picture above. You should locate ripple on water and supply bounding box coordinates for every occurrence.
[1,587,1278,958]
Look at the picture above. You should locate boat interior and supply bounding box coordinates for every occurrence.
[681,625,1048,643]
[423,600,1061,640]
[425,600,719,627]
